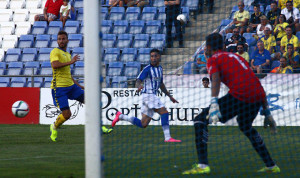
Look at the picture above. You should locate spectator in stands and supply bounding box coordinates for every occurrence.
[202,77,210,88]
[250,40,271,73]
[109,0,125,11]
[127,0,149,9]
[280,26,299,53]
[293,0,300,8]
[271,56,293,73]
[284,44,300,69]
[281,1,300,33]
[225,27,248,52]
[165,0,184,48]
[236,43,250,63]
[274,14,289,45]
[253,15,272,39]
[259,26,276,54]
[267,1,281,26]
[59,0,71,28]
[199,0,214,14]
[192,48,207,74]
[227,1,249,35]
[251,0,272,10]
[247,4,263,33]
[278,0,288,10]
[35,0,64,23]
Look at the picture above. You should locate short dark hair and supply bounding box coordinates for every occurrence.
[57,30,68,38]
[270,1,277,5]
[150,48,161,55]
[285,25,293,30]
[202,77,209,82]
[287,44,294,49]
[286,1,293,5]
[237,42,244,47]
[63,0,69,2]
[253,4,260,9]
[206,33,223,50]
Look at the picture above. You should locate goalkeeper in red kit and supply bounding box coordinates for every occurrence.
[183,33,279,174]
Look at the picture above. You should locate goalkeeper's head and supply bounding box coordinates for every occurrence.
[205,33,224,57]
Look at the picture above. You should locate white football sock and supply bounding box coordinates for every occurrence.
[162,125,171,140]
[198,164,208,168]
[119,114,134,124]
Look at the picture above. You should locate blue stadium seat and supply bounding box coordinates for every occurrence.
[132,34,149,48]
[10,77,26,87]
[0,62,6,75]
[231,5,239,13]
[106,76,112,87]
[157,7,166,22]
[43,77,52,88]
[103,48,120,63]
[79,21,84,34]
[120,48,137,62]
[18,35,34,48]
[112,20,129,34]
[23,61,39,75]
[40,61,52,75]
[77,8,84,21]
[248,46,255,56]
[296,31,300,40]
[271,60,280,70]
[136,48,151,64]
[73,61,84,75]
[125,7,141,21]
[243,33,255,39]
[183,61,193,74]
[5,48,21,62]
[26,77,43,87]
[21,48,37,62]
[184,0,199,12]
[7,62,23,75]
[128,20,145,34]
[145,20,162,34]
[101,20,113,34]
[72,47,84,60]
[111,76,128,88]
[116,34,133,48]
[101,7,108,20]
[124,61,141,79]
[141,7,157,21]
[149,34,165,49]
[225,33,233,39]
[247,5,264,14]
[31,21,47,35]
[219,19,233,32]
[109,7,125,21]
[34,34,51,48]
[152,0,165,7]
[0,77,9,87]
[74,0,83,8]
[50,34,58,48]
[102,34,117,48]
[68,34,83,48]
[37,48,52,61]
[47,21,63,35]
[64,21,80,34]
[107,61,123,76]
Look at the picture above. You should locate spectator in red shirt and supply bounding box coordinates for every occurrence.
[35,0,64,23]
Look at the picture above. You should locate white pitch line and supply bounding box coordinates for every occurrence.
[0,155,83,161]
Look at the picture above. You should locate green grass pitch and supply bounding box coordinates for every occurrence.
[0,125,299,177]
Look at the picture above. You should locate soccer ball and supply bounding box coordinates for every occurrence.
[177,14,187,24]
[11,100,29,118]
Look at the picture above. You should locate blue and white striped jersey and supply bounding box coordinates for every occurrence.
[137,64,163,94]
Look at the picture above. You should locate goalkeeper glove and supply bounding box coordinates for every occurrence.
[262,108,277,134]
[206,97,222,124]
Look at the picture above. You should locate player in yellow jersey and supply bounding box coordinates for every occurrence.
[49,31,112,142]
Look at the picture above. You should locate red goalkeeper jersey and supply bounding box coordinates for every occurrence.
[207,50,266,103]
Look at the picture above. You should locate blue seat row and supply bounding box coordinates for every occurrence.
[3,47,84,62]
[31,21,83,36]
[106,61,141,79]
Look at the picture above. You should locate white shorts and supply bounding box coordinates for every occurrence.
[141,93,165,117]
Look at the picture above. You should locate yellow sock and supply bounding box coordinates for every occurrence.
[54,114,67,129]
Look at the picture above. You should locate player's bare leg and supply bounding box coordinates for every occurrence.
[155,107,181,142]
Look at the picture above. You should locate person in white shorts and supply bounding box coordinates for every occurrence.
[112,48,181,142]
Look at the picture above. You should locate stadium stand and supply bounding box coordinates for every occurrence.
[107,61,123,77]
[125,7,141,21]
[7,61,23,75]
[120,48,137,62]
[103,47,120,63]
[21,48,37,62]
[18,35,34,48]
[109,7,125,21]
[26,77,43,87]
[111,76,128,88]
[34,34,50,48]
[37,47,52,62]
[115,34,133,48]
[10,77,26,87]
[23,61,39,75]
[128,20,145,34]
[0,77,9,87]
[5,48,21,62]
[112,20,129,34]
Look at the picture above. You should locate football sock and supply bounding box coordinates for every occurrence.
[161,113,171,140]
[194,122,209,164]
[54,114,67,129]
[198,164,209,168]
[120,114,143,128]
[242,127,275,167]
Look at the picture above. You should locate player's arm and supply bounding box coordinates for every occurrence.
[211,72,221,97]
[72,77,84,89]
[135,79,143,92]
[160,83,178,103]
[51,54,79,69]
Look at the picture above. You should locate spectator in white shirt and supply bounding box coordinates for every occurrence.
[281,1,300,32]
[59,0,71,27]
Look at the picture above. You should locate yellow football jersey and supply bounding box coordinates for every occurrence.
[50,48,74,89]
